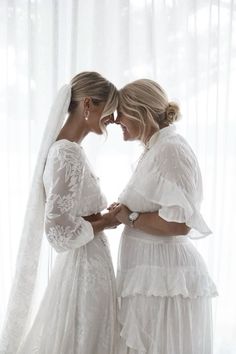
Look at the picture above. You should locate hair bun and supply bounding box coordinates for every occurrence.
[166,101,180,123]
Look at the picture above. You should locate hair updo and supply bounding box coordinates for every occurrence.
[165,101,180,124]
[118,79,180,142]
[68,71,118,121]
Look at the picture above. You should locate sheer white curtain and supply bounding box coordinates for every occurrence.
[0,0,235,353]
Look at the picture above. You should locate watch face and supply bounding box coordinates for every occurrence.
[129,212,139,222]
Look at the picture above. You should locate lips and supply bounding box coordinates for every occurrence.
[103,119,111,126]
[120,123,128,133]
[102,115,114,126]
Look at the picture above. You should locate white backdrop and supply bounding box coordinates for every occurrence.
[0,0,236,353]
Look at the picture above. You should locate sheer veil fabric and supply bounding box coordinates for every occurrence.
[0,85,71,353]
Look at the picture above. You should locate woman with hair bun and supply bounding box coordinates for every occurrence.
[0,72,120,354]
[112,79,217,354]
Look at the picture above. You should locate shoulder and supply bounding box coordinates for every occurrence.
[47,139,85,167]
[158,133,197,164]
[146,133,200,185]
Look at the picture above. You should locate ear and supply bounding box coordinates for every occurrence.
[83,97,91,110]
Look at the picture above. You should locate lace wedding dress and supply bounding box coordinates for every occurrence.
[116,125,218,354]
[16,139,117,354]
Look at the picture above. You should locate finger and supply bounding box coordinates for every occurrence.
[107,202,118,210]
[109,203,121,211]
[112,206,122,214]
[113,203,121,209]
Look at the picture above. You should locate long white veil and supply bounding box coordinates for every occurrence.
[0,85,71,354]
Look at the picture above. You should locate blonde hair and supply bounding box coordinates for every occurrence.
[69,71,118,132]
[118,79,180,142]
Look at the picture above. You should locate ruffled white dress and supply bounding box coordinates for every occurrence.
[117,125,218,354]
[17,140,117,354]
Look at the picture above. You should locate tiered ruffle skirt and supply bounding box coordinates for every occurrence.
[117,227,218,354]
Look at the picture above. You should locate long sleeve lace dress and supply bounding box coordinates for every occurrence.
[17,139,117,354]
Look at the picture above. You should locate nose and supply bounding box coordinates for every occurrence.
[104,114,114,124]
[109,114,115,123]
[115,114,120,124]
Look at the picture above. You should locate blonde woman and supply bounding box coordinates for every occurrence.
[0,72,119,354]
[111,79,218,354]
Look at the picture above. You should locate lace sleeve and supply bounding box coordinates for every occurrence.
[44,142,94,253]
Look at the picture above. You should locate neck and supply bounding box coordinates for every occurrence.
[143,126,158,145]
[144,123,170,144]
[56,112,89,143]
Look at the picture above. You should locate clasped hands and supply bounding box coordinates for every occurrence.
[83,202,131,230]
[102,202,131,229]
[106,202,131,228]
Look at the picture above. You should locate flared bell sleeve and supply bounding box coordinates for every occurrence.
[120,136,212,239]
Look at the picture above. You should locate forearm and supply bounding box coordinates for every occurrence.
[45,217,95,252]
[83,213,109,234]
[91,218,106,234]
[133,212,190,236]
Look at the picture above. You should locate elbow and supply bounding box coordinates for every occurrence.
[176,223,191,236]
[182,225,191,235]
[45,221,55,241]
[167,222,191,236]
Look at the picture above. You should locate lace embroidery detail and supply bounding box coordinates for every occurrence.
[43,141,98,253]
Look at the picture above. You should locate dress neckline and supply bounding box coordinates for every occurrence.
[146,124,176,150]
[53,138,81,147]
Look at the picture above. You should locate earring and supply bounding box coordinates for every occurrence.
[84,111,89,121]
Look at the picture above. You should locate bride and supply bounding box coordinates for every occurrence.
[0,72,120,354]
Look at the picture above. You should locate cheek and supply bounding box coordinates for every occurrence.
[89,106,103,124]
[90,112,102,126]
[126,120,140,135]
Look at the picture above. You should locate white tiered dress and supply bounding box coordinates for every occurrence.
[17,140,117,354]
[117,125,218,354]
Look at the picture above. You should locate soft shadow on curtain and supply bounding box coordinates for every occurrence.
[0,0,235,353]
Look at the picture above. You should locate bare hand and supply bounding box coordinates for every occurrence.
[107,202,120,211]
[114,204,131,225]
[102,205,122,229]
[83,213,102,222]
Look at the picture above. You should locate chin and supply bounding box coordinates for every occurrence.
[122,134,132,141]
[93,126,104,135]
[123,132,139,141]
[121,129,129,141]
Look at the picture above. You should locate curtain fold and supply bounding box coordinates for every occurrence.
[0,0,235,352]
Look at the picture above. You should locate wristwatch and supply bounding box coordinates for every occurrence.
[128,211,140,227]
